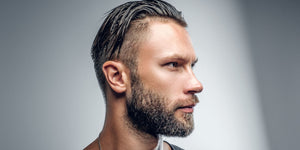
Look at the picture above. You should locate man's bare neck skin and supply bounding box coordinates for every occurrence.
[84,84,171,150]
[83,137,171,150]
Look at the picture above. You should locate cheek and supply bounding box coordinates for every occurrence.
[140,67,180,93]
[138,63,188,108]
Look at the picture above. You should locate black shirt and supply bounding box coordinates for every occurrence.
[165,141,184,150]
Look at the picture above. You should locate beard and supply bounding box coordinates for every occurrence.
[126,74,195,137]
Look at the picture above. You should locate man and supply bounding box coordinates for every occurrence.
[85,0,203,149]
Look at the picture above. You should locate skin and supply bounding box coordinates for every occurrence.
[137,21,202,120]
[84,20,203,150]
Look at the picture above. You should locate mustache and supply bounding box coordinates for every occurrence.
[186,95,199,104]
[194,95,199,103]
[173,95,199,109]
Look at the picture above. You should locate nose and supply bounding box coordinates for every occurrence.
[184,72,203,94]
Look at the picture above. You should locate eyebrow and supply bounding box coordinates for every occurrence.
[162,54,198,64]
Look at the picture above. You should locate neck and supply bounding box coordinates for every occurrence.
[99,95,159,150]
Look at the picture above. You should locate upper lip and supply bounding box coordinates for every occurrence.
[177,95,199,109]
[178,103,196,109]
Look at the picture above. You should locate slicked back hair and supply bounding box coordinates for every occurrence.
[91,0,187,99]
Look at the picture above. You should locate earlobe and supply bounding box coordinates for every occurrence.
[102,61,127,94]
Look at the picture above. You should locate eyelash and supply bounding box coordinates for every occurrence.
[191,63,196,68]
[164,62,196,70]
[166,62,179,68]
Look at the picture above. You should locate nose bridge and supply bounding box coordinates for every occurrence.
[185,68,203,94]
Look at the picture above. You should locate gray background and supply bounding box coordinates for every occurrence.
[0,0,299,150]
[241,1,300,149]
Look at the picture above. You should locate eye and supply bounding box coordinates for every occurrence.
[191,62,196,69]
[166,62,179,68]
[191,59,198,69]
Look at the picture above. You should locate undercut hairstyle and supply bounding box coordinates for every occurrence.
[91,0,187,99]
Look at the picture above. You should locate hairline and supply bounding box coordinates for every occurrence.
[120,16,187,73]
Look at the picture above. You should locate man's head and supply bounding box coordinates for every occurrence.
[91,0,186,97]
[92,0,203,138]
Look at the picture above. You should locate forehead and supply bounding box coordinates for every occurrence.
[138,21,196,61]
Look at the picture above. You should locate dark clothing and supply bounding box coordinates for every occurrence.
[165,141,184,150]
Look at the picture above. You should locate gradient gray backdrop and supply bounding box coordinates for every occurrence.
[0,0,299,150]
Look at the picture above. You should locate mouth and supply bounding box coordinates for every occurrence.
[177,104,195,113]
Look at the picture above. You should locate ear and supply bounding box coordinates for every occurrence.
[102,61,128,94]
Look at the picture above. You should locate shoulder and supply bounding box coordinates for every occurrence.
[164,141,184,150]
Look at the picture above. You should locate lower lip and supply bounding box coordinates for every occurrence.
[178,107,194,113]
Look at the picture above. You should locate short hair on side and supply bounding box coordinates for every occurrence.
[91,0,187,99]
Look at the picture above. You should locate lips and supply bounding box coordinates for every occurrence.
[177,104,195,113]
[175,96,199,113]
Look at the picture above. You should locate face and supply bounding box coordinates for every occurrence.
[126,21,203,137]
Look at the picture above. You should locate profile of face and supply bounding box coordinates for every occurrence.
[126,21,203,137]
